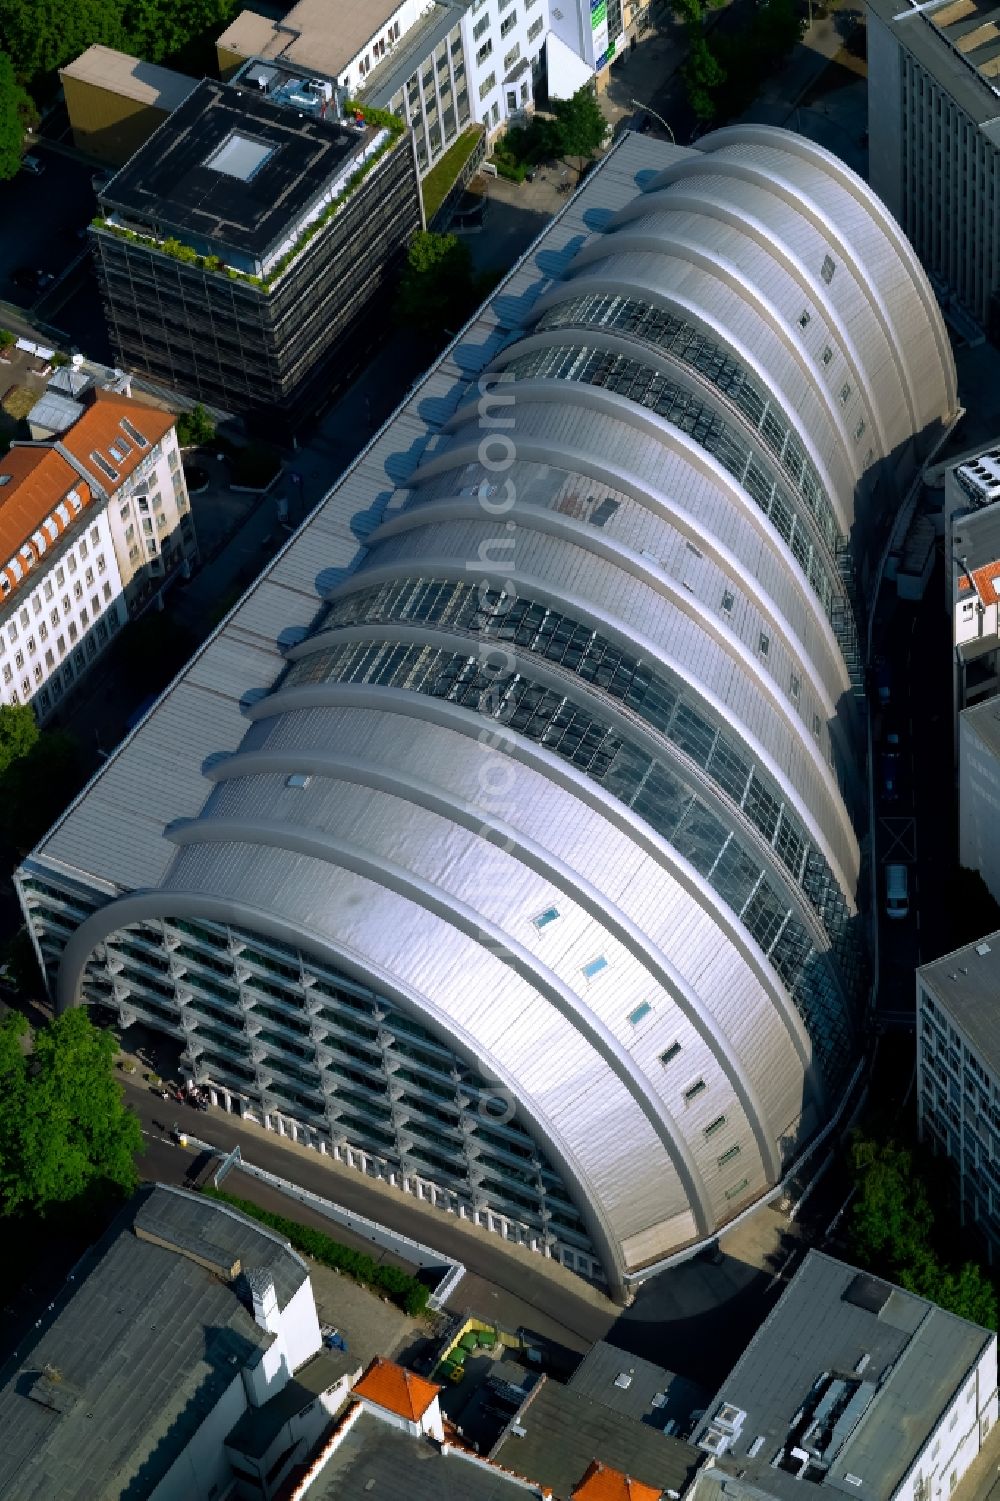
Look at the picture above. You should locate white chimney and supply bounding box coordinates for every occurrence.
[246,1267,281,1336]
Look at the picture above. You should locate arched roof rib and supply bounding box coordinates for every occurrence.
[636,154,918,444]
[394,452,852,717]
[56,888,630,1290]
[254,649,858,1085]
[313,536,861,888]
[280,597,858,912]
[568,203,889,471]
[690,125,958,423]
[199,745,784,1183]
[418,388,843,650]
[525,264,859,523]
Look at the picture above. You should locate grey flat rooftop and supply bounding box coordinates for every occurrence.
[918,925,1000,1065]
[225,1347,359,1457]
[0,1183,310,1501]
[696,1250,992,1501]
[961,695,1000,762]
[60,44,197,112]
[953,499,1000,573]
[362,0,464,109]
[101,75,378,258]
[307,1410,535,1500]
[867,0,1000,130]
[567,1338,706,1433]
[491,1375,703,1498]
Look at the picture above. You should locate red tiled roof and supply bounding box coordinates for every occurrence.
[59,387,175,492]
[969,559,1000,607]
[0,388,176,603]
[353,1357,441,1422]
[572,1459,663,1501]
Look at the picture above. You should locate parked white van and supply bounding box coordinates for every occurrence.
[885,863,909,921]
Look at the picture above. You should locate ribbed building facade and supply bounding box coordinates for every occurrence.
[18,129,957,1300]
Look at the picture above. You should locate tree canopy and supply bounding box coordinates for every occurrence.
[848,1134,998,1329]
[0,728,86,853]
[549,84,607,162]
[0,701,39,776]
[395,230,474,337]
[0,1009,142,1218]
[176,402,216,448]
[0,49,35,181]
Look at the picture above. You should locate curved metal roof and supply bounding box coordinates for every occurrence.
[37,129,957,1298]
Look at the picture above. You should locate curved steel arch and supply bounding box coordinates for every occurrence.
[693,124,957,420]
[295,554,859,888]
[202,744,784,1181]
[484,320,848,586]
[163,816,716,1233]
[415,384,847,685]
[523,267,858,525]
[569,201,887,461]
[399,434,849,705]
[55,889,629,1296]
[240,680,831,1089]
[635,153,917,438]
[359,505,842,723]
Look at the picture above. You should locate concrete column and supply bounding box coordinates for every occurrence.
[263,1113,272,1132]
[276,1117,286,1138]
[288,1120,298,1143]
[415,1179,424,1200]
[318,1139,327,1155]
[208,1087,219,1107]
[223,1090,233,1113]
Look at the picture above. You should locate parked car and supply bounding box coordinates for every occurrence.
[874,656,892,706]
[885,862,909,921]
[879,750,901,802]
[20,154,44,176]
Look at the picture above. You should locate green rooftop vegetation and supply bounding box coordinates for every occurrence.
[421,125,485,222]
[92,102,406,293]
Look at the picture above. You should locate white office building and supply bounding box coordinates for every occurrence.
[918,933,1000,1264]
[0,388,197,721]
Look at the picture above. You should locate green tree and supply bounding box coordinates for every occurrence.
[849,1136,935,1270]
[0,0,126,89]
[0,1009,141,1218]
[683,33,727,121]
[550,84,607,166]
[0,729,85,852]
[395,230,474,337]
[0,50,35,182]
[0,701,39,775]
[0,926,43,994]
[176,402,216,447]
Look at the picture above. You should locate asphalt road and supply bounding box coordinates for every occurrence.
[126,1079,787,1387]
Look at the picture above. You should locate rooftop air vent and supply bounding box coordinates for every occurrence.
[978,943,992,956]
[700,1426,733,1457]
[614,1371,634,1389]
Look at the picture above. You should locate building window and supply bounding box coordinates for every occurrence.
[581,956,608,980]
[476,38,493,64]
[103,581,112,601]
[43,580,53,601]
[758,631,769,658]
[501,9,518,35]
[474,12,490,39]
[90,527,99,546]
[527,14,543,39]
[821,254,836,284]
[704,1115,727,1138]
[532,906,560,930]
[80,538,89,559]
[67,555,77,575]
[628,1001,652,1026]
[479,71,496,98]
[660,1042,682,1066]
[503,42,521,69]
[68,622,78,644]
[491,100,499,123]
[724,1177,749,1199]
[97,555,106,574]
[684,1078,706,1103]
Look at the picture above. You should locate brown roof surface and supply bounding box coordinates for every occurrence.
[60,44,196,111]
[0,447,85,564]
[572,1460,663,1501]
[60,387,175,492]
[353,1358,441,1422]
[217,0,405,77]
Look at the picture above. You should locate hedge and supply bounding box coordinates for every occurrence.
[201,1185,430,1316]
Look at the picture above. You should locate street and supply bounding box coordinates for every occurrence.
[123,1072,803,1387]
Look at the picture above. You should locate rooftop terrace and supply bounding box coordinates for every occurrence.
[98,70,398,274]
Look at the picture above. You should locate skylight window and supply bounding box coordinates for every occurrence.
[659,1042,681,1066]
[581,956,608,980]
[108,438,131,463]
[120,418,148,448]
[532,906,560,931]
[628,1001,652,1026]
[206,132,275,181]
[90,451,118,481]
[683,1078,706,1103]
